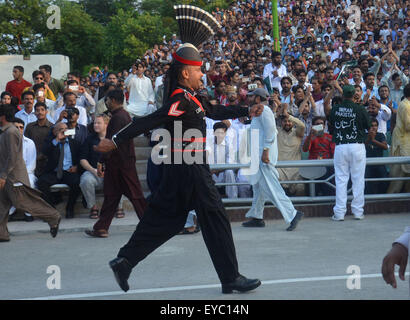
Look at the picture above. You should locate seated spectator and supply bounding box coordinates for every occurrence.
[1,91,20,114]
[25,102,54,177]
[366,96,391,135]
[206,122,238,199]
[8,118,37,222]
[22,70,56,101]
[54,79,96,116]
[32,83,57,118]
[302,116,335,196]
[58,107,88,145]
[364,118,388,194]
[15,91,54,127]
[5,65,32,104]
[276,106,305,196]
[36,122,82,219]
[54,91,88,126]
[79,114,126,219]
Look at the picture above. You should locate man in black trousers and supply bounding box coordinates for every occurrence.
[96,43,264,294]
[36,122,82,218]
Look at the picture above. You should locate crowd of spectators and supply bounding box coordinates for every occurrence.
[1,0,409,220]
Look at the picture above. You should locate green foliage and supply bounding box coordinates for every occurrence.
[35,0,105,71]
[104,9,176,70]
[0,0,227,72]
[0,0,50,54]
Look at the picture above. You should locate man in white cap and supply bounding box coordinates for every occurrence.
[242,88,304,230]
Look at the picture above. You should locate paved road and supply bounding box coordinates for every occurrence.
[1,213,409,300]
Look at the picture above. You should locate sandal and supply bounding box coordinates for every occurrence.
[89,208,99,219]
[178,226,200,235]
[115,208,125,219]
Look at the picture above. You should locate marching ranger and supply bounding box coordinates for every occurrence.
[95,5,264,294]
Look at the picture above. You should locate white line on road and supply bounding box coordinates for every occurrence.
[19,272,409,300]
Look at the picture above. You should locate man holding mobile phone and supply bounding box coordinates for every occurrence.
[36,122,82,219]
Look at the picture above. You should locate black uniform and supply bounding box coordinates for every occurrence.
[112,85,249,284]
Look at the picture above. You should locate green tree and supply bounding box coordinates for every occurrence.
[105,9,176,70]
[79,0,138,25]
[35,0,105,72]
[0,0,50,54]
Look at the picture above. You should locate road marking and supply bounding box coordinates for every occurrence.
[19,272,409,300]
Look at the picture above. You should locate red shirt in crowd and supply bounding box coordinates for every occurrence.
[306,133,335,160]
[5,79,32,104]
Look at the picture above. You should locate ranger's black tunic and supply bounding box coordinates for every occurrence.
[113,86,250,284]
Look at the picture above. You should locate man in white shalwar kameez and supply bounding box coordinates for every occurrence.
[125,62,155,117]
[241,89,304,231]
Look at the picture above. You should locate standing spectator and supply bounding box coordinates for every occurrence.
[387,84,410,194]
[125,62,155,117]
[242,90,303,231]
[279,76,293,104]
[380,64,409,106]
[276,105,306,196]
[362,72,380,102]
[5,66,32,104]
[302,116,335,196]
[0,105,61,242]
[25,102,54,178]
[85,89,146,238]
[364,118,388,194]
[366,95,391,135]
[349,66,366,90]
[8,118,37,222]
[95,82,128,116]
[39,65,65,98]
[23,70,56,101]
[263,51,287,93]
[79,114,125,219]
[207,122,238,199]
[328,85,371,221]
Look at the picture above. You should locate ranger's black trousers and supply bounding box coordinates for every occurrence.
[118,162,240,284]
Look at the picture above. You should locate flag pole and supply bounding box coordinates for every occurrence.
[272,0,280,52]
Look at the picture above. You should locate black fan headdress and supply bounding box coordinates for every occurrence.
[172,4,222,66]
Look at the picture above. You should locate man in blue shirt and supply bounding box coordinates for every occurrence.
[36,122,82,218]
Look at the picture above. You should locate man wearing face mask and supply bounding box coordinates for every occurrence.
[242,88,304,230]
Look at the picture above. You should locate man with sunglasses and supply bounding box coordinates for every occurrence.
[22,70,56,101]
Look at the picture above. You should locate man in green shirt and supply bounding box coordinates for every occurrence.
[328,85,371,221]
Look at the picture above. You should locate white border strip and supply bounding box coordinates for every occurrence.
[18,272,409,300]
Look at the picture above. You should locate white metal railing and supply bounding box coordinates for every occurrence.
[210,157,410,205]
